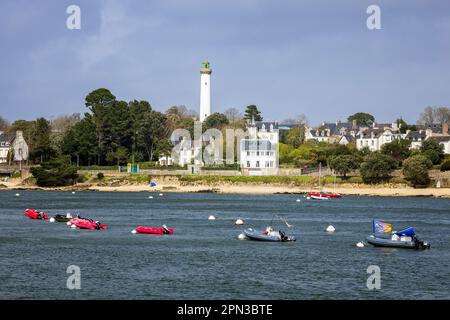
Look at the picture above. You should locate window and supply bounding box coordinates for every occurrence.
[247,161,250,168]
[256,161,260,168]
[247,151,250,156]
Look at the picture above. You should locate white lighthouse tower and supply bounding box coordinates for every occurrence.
[199,60,212,122]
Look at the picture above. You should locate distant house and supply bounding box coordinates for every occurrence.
[405,130,427,149]
[239,120,279,175]
[0,131,29,164]
[426,136,450,154]
[356,128,406,151]
[305,120,360,144]
[338,134,356,145]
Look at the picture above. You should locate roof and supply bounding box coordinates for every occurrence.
[357,129,384,139]
[417,123,445,134]
[427,136,450,143]
[248,121,278,131]
[341,134,355,142]
[241,139,274,151]
[316,122,359,136]
[405,131,426,140]
[0,133,15,148]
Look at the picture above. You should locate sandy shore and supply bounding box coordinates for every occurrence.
[3,181,449,198]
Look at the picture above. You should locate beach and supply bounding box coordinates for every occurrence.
[3,177,450,197]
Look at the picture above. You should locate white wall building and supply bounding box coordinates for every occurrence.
[356,129,406,151]
[239,120,279,175]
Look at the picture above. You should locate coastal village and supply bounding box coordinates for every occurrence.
[1,61,450,195]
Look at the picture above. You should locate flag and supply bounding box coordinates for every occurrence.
[373,220,392,234]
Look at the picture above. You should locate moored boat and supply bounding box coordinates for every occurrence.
[69,217,107,230]
[367,220,430,250]
[53,213,73,223]
[243,228,295,242]
[24,209,49,220]
[134,225,173,235]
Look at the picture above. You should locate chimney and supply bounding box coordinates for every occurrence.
[443,123,449,135]
[352,119,357,128]
[336,119,341,125]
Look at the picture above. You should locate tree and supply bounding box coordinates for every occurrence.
[32,117,52,163]
[140,111,168,161]
[330,154,359,177]
[203,112,229,130]
[380,139,411,164]
[0,116,9,131]
[61,114,97,166]
[285,126,305,148]
[50,113,81,134]
[85,88,117,165]
[155,139,173,165]
[106,146,129,166]
[347,112,375,126]
[418,106,435,125]
[282,114,308,126]
[244,105,263,122]
[395,118,416,133]
[224,108,243,123]
[360,153,396,183]
[402,154,433,187]
[434,106,450,125]
[30,155,78,187]
[421,139,444,164]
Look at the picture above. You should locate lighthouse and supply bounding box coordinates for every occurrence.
[199,60,212,122]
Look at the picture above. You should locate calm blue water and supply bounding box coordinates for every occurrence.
[0,190,449,299]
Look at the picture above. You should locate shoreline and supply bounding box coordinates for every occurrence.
[2,182,450,198]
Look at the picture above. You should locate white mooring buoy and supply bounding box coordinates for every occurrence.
[296,199,301,202]
[49,217,55,223]
[72,191,76,194]
[159,193,163,196]
[15,193,20,197]
[356,242,365,248]
[70,224,76,229]
[208,215,216,220]
[326,225,336,233]
[238,233,247,240]
[235,219,244,225]
[131,229,137,234]
[148,196,153,199]
[66,221,72,226]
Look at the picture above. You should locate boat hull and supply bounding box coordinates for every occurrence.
[24,209,48,220]
[69,218,107,230]
[243,228,295,242]
[366,235,425,249]
[135,226,174,235]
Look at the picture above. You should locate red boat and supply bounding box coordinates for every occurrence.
[308,192,343,199]
[24,209,49,220]
[134,225,173,235]
[69,217,107,230]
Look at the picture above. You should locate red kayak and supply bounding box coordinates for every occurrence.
[134,226,173,235]
[69,217,107,230]
[24,209,49,220]
[308,192,343,198]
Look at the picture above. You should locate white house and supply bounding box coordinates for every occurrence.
[239,120,279,175]
[356,128,406,151]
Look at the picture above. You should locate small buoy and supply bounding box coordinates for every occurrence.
[148,196,153,199]
[356,242,364,248]
[159,193,163,196]
[238,233,247,240]
[131,229,137,234]
[66,221,71,226]
[296,199,301,202]
[15,193,20,197]
[326,225,335,233]
[235,219,244,225]
[70,224,76,229]
[306,196,311,200]
[49,217,55,223]
[72,191,76,194]
[66,213,72,218]
[208,215,216,220]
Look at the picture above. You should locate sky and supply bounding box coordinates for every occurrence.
[0,0,449,126]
